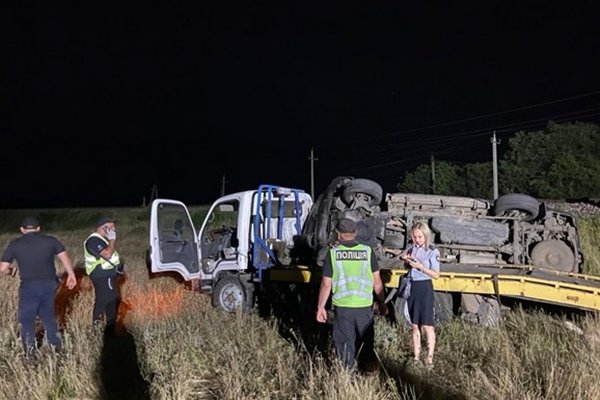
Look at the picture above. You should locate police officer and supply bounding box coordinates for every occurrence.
[0,217,77,354]
[316,218,387,370]
[84,216,122,332]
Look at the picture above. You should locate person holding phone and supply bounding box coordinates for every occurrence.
[392,221,440,369]
[83,216,121,334]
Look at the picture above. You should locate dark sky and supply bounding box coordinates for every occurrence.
[2,2,600,208]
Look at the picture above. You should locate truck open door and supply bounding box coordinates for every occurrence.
[149,199,201,280]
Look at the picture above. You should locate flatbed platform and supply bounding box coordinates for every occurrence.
[264,263,600,312]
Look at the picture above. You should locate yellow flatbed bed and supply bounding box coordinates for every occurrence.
[265,263,600,312]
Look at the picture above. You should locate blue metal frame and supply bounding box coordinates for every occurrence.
[252,184,305,281]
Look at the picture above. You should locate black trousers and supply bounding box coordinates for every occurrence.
[91,276,119,329]
[18,279,61,352]
[332,306,374,369]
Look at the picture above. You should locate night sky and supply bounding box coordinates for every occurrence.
[2,3,600,208]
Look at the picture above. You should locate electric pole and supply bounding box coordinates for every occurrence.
[430,152,436,193]
[221,174,228,197]
[491,131,500,199]
[308,147,318,199]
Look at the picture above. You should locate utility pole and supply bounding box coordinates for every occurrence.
[491,131,501,199]
[308,147,318,199]
[220,174,228,197]
[430,152,436,193]
[150,184,158,202]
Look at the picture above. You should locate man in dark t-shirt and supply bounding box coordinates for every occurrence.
[0,217,76,354]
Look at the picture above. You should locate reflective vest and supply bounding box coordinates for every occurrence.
[330,244,374,308]
[84,233,120,275]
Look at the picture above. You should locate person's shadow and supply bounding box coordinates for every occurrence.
[97,273,150,400]
[56,267,150,399]
[98,327,150,400]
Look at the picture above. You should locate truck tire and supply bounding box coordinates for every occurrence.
[531,239,576,272]
[212,275,253,314]
[477,297,501,327]
[341,178,383,207]
[494,193,540,221]
[392,296,411,329]
[434,292,454,324]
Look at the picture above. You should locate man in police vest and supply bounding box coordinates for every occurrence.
[316,218,387,370]
[84,216,122,333]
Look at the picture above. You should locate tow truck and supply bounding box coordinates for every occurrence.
[148,177,600,325]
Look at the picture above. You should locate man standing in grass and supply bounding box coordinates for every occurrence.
[0,217,77,354]
[84,217,122,334]
[316,218,388,370]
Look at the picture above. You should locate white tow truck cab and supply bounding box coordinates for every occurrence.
[149,184,314,312]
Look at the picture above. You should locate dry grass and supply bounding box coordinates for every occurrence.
[580,215,600,275]
[0,208,599,399]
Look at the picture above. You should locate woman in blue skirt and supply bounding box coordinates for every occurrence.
[401,222,440,368]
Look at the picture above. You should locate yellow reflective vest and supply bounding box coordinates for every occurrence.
[330,244,374,308]
[84,233,120,275]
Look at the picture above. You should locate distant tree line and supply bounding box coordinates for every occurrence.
[397,121,600,199]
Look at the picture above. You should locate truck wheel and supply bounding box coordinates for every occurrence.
[341,178,383,207]
[493,193,540,221]
[392,296,411,329]
[531,239,576,272]
[213,275,252,313]
[477,297,501,327]
[145,247,152,270]
[434,292,454,324]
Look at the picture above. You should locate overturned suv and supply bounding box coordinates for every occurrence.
[302,176,583,273]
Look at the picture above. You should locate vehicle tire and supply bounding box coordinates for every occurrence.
[531,239,576,272]
[392,296,411,329]
[477,296,501,327]
[494,193,540,221]
[145,248,152,270]
[434,292,454,324]
[212,275,253,313]
[341,178,383,207]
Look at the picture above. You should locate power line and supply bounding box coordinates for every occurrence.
[326,108,600,175]
[324,106,600,163]
[317,90,600,148]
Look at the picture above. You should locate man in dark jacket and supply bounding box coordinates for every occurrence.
[0,217,77,353]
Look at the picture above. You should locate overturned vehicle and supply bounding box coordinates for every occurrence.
[301,176,587,325]
[302,176,584,274]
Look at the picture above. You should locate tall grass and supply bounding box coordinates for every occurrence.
[0,208,599,399]
[580,215,600,275]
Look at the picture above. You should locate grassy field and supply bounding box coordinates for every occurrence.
[0,207,599,400]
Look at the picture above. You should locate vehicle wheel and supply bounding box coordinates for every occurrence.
[494,193,540,221]
[434,292,454,324]
[392,296,411,329]
[212,275,253,313]
[145,248,152,270]
[341,178,383,207]
[477,296,501,327]
[531,239,576,272]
